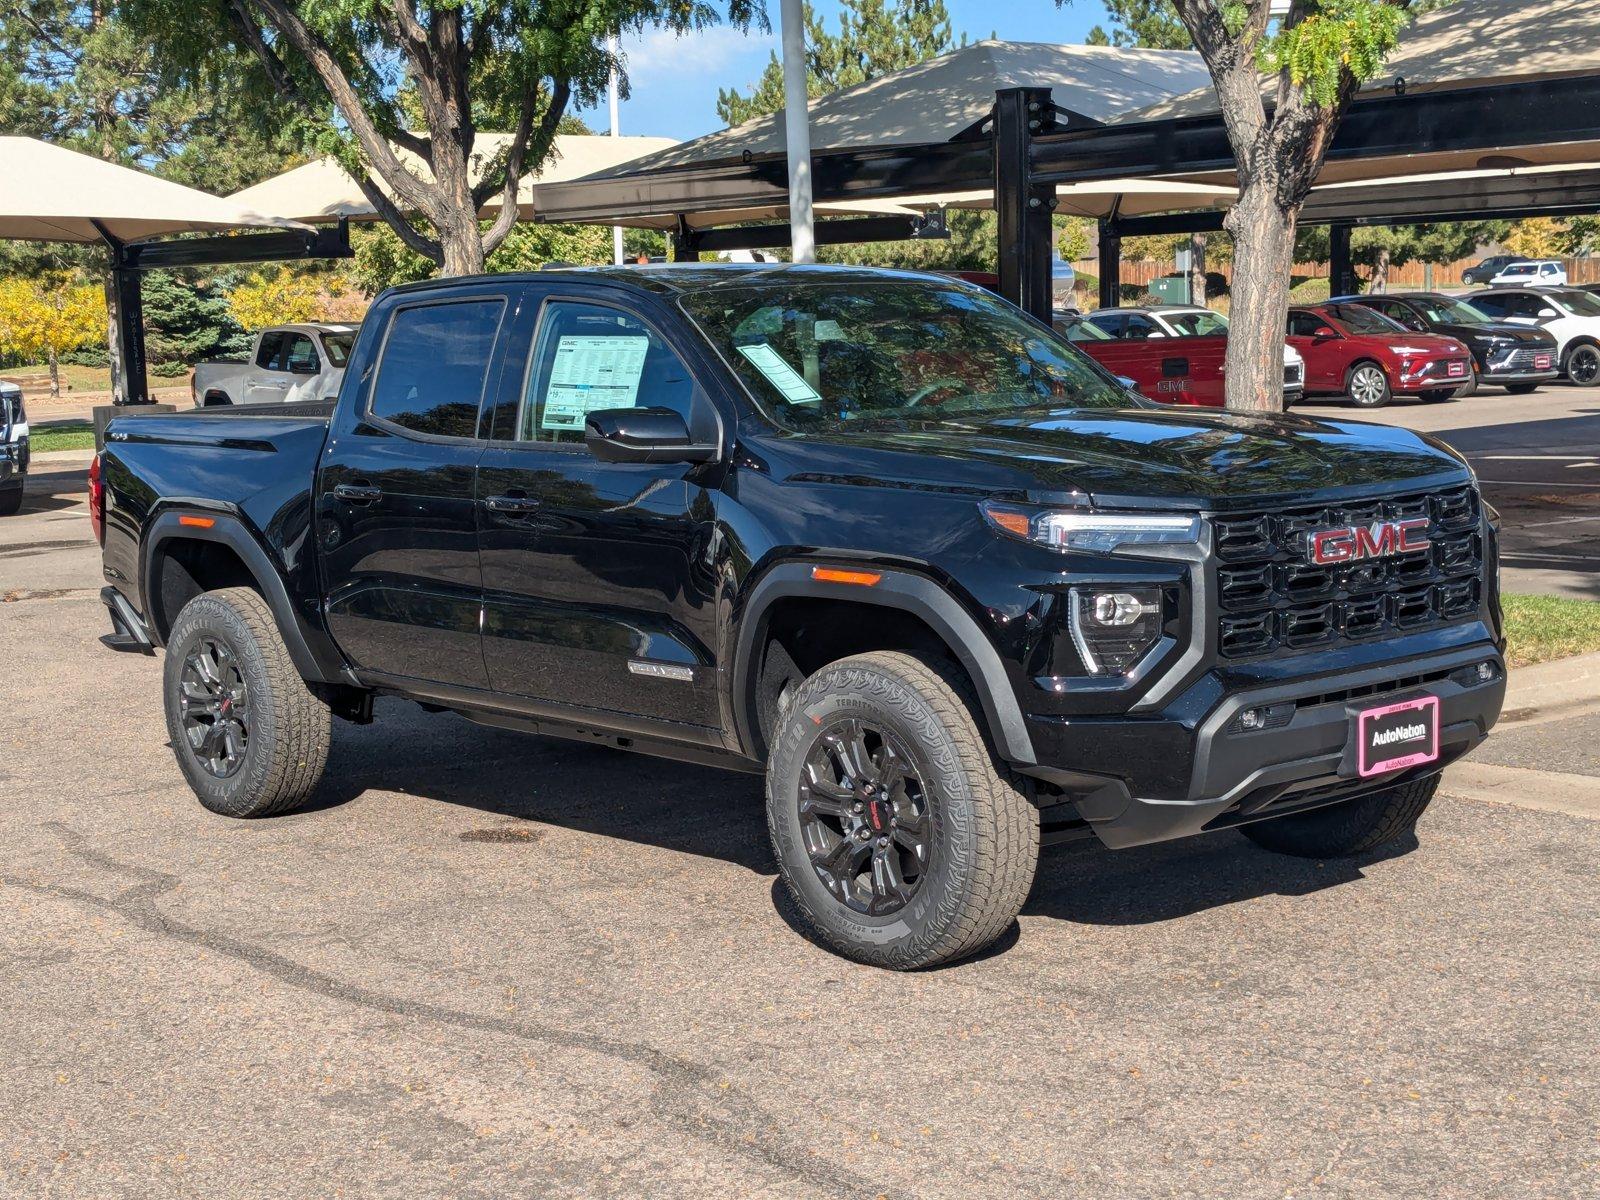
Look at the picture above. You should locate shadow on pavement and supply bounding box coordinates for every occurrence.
[19,464,89,516]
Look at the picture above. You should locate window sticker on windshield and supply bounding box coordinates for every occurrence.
[540,334,650,431]
[812,319,845,341]
[737,343,822,405]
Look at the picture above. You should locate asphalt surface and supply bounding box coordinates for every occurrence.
[3,416,1599,1198]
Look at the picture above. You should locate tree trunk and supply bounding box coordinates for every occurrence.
[439,224,487,276]
[1222,181,1297,413]
[48,347,60,398]
[1371,246,1390,294]
[1189,233,1208,306]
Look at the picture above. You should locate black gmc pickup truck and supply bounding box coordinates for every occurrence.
[95,265,1505,969]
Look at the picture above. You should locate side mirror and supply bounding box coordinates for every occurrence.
[1314,325,1339,340]
[584,407,718,464]
[1538,308,1559,319]
[1114,375,1140,391]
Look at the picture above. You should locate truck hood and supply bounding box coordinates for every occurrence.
[765,406,1472,511]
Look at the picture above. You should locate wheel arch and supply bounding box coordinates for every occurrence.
[731,562,1036,768]
[142,510,343,684]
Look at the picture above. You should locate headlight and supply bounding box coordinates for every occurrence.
[982,502,1200,554]
[1069,586,1166,674]
[1390,345,1436,355]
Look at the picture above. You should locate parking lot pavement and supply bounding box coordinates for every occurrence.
[3,468,1598,1199]
[1299,385,1600,599]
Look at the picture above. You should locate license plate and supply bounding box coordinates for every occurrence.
[1535,354,1553,370]
[1447,361,1466,377]
[1357,696,1440,778]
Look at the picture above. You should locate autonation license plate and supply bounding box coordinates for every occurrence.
[1357,696,1440,778]
[1447,361,1467,377]
[1536,354,1554,370]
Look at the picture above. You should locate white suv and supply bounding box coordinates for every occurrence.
[1488,260,1568,288]
[1468,287,1600,385]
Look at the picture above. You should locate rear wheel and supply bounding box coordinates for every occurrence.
[0,484,21,516]
[1565,343,1600,387]
[1346,363,1391,408]
[1240,776,1437,859]
[766,651,1039,970]
[163,587,331,817]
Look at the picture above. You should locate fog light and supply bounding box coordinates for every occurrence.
[1477,661,1498,682]
[1069,587,1164,675]
[1240,707,1265,730]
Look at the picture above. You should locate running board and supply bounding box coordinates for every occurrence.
[100,586,155,655]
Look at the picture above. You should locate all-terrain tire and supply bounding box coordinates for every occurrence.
[766,651,1039,970]
[1239,775,1438,859]
[163,587,332,817]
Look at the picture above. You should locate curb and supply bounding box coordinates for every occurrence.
[1500,650,1600,726]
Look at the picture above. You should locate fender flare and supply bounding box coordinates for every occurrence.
[141,509,345,684]
[731,562,1037,766]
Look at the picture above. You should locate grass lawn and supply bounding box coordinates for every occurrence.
[1502,593,1600,668]
[1,362,114,394]
[29,421,95,453]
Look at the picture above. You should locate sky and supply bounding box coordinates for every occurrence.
[574,0,1111,142]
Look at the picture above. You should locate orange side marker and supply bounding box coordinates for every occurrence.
[810,566,882,587]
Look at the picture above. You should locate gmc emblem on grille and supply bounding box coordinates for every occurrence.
[1309,518,1431,565]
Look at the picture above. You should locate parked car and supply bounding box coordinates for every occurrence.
[1468,286,1600,386]
[95,265,1505,970]
[0,381,27,516]
[1054,311,1228,406]
[1487,260,1567,288]
[191,323,357,407]
[1336,292,1558,394]
[1461,254,1520,286]
[1080,305,1305,402]
[1287,302,1472,407]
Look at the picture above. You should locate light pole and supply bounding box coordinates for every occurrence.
[607,33,624,266]
[779,0,815,263]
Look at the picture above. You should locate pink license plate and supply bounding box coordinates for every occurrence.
[1447,361,1467,377]
[1357,696,1440,777]
[1536,354,1553,370]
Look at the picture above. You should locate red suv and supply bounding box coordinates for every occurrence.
[1287,302,1473,407]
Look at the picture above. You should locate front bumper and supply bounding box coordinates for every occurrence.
[1022,641,1504,849]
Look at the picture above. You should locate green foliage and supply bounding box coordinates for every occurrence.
[820,208,997,272]
[1258,0,1411,109]
[141,272,249,366]
[1085,0,1191,50]
[718,0,959,126]
[1057,217,1093,263]
[347,221,667,294]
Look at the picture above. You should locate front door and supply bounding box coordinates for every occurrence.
[316,287,517,688]
[1286,311,1345,390]
[244,331,294,404]
[476,292,724,729]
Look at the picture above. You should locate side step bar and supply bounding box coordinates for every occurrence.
[100,585,155,655]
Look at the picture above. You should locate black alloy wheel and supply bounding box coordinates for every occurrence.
[798,718,931,916]
[1568,344,1600,387]
[179,637,250,778]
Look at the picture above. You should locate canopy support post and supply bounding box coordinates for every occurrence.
[94,222,149,407]
[1330,224,1356,297]
[1097,220,1121,310]
[673,216,701,262]
[993,87,1054,321]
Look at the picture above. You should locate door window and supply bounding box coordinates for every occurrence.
[519,302,696,443]
[1087,312,1125,338]
[283,334,319,374]
[1471,294,1510,318]
[1287,311,1327,337]
[255,332,286,370]
[368,299,505,439]
[1123,314,1161,340]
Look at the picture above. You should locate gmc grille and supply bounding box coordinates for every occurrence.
[1213,485,1483,659]
[1489,347,1552,372]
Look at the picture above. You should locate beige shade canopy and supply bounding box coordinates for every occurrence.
[228,134,682,224]
[878,177,1238,221]
[0,136,303,243]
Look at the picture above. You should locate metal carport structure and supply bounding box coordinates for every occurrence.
[523,0,1600,320]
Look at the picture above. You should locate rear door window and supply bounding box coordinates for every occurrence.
[368,299,506,439]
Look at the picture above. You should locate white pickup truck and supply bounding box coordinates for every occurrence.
[191,323,357,407]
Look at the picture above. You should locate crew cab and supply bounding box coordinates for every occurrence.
[94,266,1505,970]
[191,323,356,407]
[1336,292,1558,394]
[0,381,26,516]
[1081,305,1306,403]
[1287,302,1473,407]
[1467,286,1600,387]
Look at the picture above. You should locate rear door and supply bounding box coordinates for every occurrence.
[316,285,518,688]
[474,288,725,729]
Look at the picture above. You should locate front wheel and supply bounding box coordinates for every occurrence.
[0,485,21,516]
[1240,776,1437,859]
[1505,383,1540,395]
[1420,388,1459,403]
[163,587,332,817]
[766,652,1039,970]
[1346,363,1392,408]
[1565,343,1600,387]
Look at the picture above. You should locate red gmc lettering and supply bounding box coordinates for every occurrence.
[1310,518,1430,566]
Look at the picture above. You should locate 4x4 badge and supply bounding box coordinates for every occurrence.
[1309,518,1431,565]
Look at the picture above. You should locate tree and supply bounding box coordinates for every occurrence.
[1086,0,1192,49]
[1070,1,1435,412]
[131,1,752,278]
[228,268,329,329]
[141,271,249,369]
[718,0,959,126]
[1503,217,1566,260]
[0,276,104,395]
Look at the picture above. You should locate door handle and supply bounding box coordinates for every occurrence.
[333,483,383,505]
[484,494,541,515]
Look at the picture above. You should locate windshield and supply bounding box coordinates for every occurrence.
[1550,289,1600,317]
[1163,309,1229,336]
[1326,303,1406,335]
[322,333,354,367]
[1410,296,1491,325]
[680,280,1134,430]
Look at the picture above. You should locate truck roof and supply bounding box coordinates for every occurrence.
[257,322,358,336]
[380,262,981,301]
